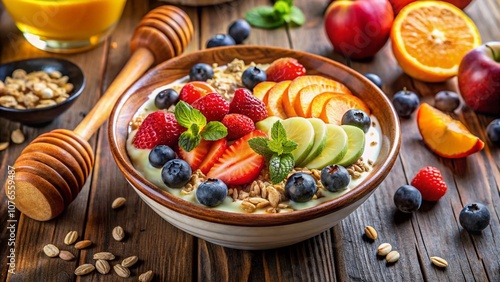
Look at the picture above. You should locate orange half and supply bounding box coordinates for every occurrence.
[390,1,481,82]
[416,103,484,158]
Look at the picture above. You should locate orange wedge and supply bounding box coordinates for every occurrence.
[295,84,352,117]
[283,75,350,117]
[390,1,481,82]
[320,94,371,125]
[416,103,484,158]
[265,80,290,119]
[253,81,276,101]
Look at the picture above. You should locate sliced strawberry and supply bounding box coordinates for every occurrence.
[192,93,229,122]
[266,57,306,82]
[207,130,267,186]
[222,113,255,141]
[132,111,184,149]
[198,138,228,175]
[229,88,268,122]
[178,139,212,171]
[179,81,217,104]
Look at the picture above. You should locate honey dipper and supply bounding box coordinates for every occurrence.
[5,5,193,221]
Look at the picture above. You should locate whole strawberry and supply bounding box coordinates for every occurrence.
[222,113,255,140]
[266,57,306,82]
[132,111,184,149]
[229,88,268,122]
[192,93,229,122]
[411,166,447,201]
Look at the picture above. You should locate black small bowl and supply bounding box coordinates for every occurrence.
[0,58,85,126]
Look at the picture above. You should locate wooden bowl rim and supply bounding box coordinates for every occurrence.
[109,45,401,227]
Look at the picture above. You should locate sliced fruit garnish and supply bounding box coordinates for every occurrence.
[179,81,217,104]
[207,130,267,186]
[178,139,212,171]
[283,75,351,117]
[319,94,371,125]
[295,83,353,117]
[280,117,315,166]
[253,81,276,101]
[416,103,484,158]
[198,138,228,175]
[255,116,282,135]
[264,80,291,119]
[337,125,365,167]
[304,124,348,169]
[266,57,306,82]
[309,92,336,118]
[298,118,327,167]
[390,1,481,82]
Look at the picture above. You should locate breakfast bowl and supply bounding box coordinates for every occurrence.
[109,46,401,250]
[0,57,85,126]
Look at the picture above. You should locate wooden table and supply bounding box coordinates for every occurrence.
[1,0,499,281]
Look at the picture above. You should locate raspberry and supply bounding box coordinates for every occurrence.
[192,93,229,122]
[266,57,306,82]
[410,166,447,201]
[132,111,184,149]
[221,113,255,140]
[229,88,268,122]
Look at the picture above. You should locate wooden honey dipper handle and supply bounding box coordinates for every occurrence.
[9,5,193,221]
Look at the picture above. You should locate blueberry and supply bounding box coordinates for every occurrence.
[189,63,214,82]
[227,19,251,44]
[434,90,460,112]
[161,159,192,188]
[206,34,235,48]
[486,119,500,145]
[148,145,176,168]
[320,165,350,192]
[196,178,228,207]
[459,202,490,233]
[241,66,267,90]
[393,185,422,213]
[392,88,420,118]
[154,88,179,109]
[364,73,383,89]
[285,172,317,202]
[341,109,371,133]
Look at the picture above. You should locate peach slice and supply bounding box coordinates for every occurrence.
[265,80,291,119]
[319,94,371,125]
[295,84,352,117]
[416,103,484,158]
[283,75,351,117]
[309,92,336,118]
[253,81,276,101]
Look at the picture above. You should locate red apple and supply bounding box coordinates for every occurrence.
[458,41,500,115]
[324,0,394,60]
[388,0,473,14]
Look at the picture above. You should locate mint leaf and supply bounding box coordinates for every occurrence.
[289,6,305,26]
[174,101,207,129]
[271,121,287,142]
[274,1,291,16]
[269,153,294,184]
[267,139,283,155]
[201,121,227,141]
[245,6,285,29]
[174,101,194,128]
[179,130,201,152]
[190,123,200,135]
[248,137,274,160]
[282,139,298,154]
